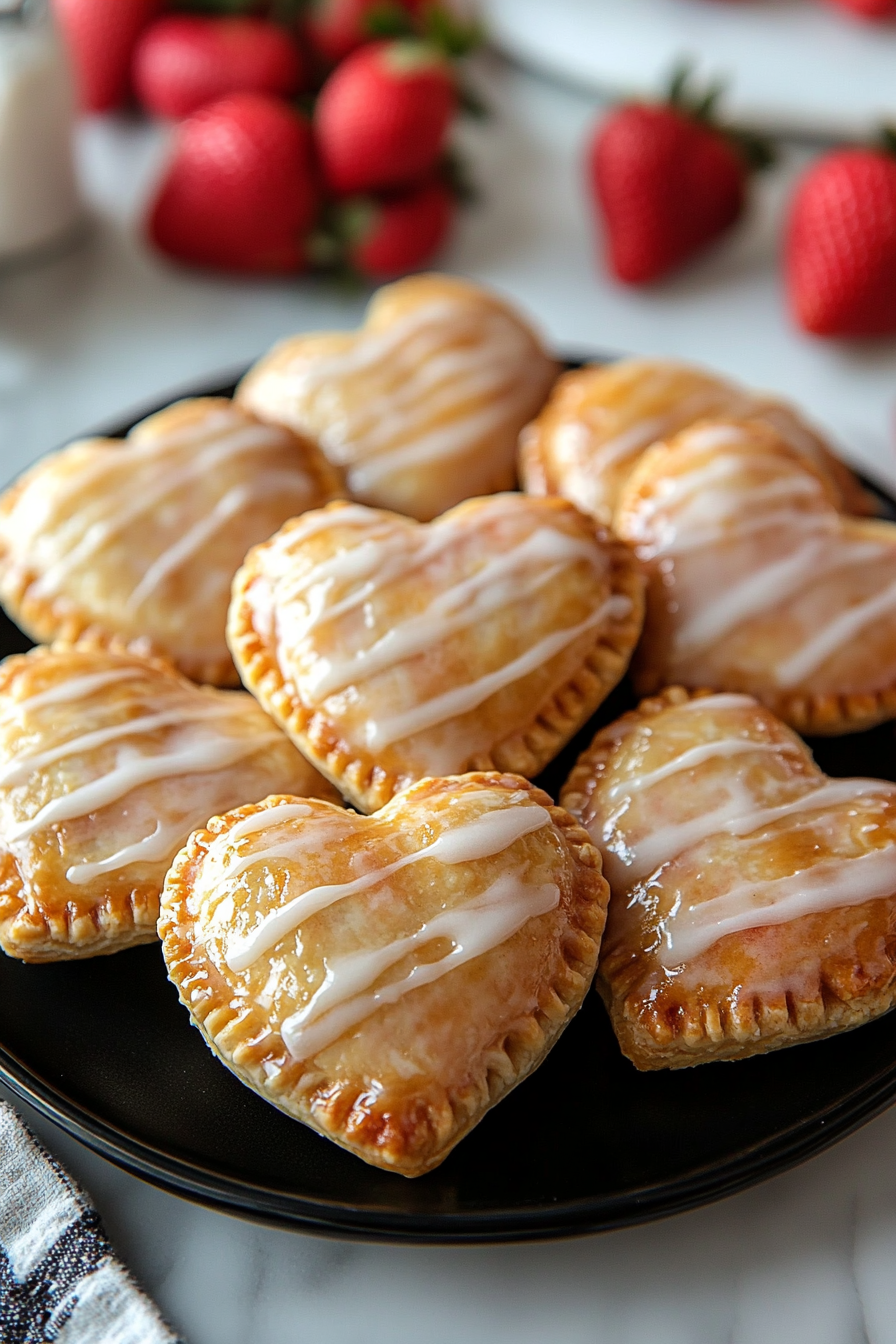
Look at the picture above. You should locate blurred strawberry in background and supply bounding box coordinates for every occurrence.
[315,39,456,193]
[148,92,318,272]
[588,67,772,284]
[52,0,163,111]
[822,0,896,19]
[786,136,896,336]
[50,0,482,278]
[133,15,306,119]
[304,0,427,65]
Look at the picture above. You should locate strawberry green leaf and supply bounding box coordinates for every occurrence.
[440,146,478,203]
[364,3,418,38]
[422,5,485,59]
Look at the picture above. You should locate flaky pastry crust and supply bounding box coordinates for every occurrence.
[561,686,896,1068]
[0,639,339,962]
[0,397,343,686]
[160,773,608,1175]
[227,495,645,812]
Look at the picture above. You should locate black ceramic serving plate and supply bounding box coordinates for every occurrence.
[1,372,896,1244]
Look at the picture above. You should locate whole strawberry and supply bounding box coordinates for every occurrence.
[589,69,767,284]
[823,0,896,18]
[148,93,318,273]
[314,39,456,195]
[52,0,163,112]
[786,139,896,337]
[133,16,305,120]
[338,177,456,276]
[305,0,426,65]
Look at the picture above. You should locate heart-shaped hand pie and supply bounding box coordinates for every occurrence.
[236,273,559,522]
[160,773,606,1175]
[519,358,870,527]
[0,398,342,686]
[561,686,896,1069]
[227,494,644,812]
[0,642,339,962]
[614,417,896,735]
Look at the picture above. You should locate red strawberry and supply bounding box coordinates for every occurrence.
[305,0,426,65]
[52,0,163,112]
[823,0,896,19]
[314,39,456,195]
[588,72,765,284]
[785,143,896,337]
[133,16,305,120]
[346,179,455,277]
[148,93,318,274]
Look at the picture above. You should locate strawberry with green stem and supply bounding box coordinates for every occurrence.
[786,128,896,337]
[589,64,773,285]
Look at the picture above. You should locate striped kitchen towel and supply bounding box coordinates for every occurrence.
[0,1098,180,1344]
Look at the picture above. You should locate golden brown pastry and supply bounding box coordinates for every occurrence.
[227,494,644,812]
[561,686,896,1069]
[614,417,896,735]
[0,642,339,962]
[160,773,607,1175]
[519,357,871,526]
[236,273,560,521]
[0,398,342,686]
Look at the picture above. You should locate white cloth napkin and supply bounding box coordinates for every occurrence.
[0,1098,180,1343]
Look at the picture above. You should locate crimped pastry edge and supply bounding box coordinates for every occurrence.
[159,774,609,1177]
[560,684,896,1068]
[226,496,646,813]
[0,411,344,688]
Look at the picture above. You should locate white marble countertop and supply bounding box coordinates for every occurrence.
[3,53,896,1344]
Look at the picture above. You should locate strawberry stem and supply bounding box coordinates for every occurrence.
[663,58,775,171]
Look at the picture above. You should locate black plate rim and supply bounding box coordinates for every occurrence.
[4,361,896,1244]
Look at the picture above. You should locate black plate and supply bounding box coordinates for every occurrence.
[1,374,896,1244]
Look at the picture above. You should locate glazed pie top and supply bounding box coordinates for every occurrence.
[0,642,339,962]
[227,494,644,811]
[160,773,607,1175]
[614,417,896,733]
[561,687,896,1066]
[519,358,869,526]
[0,398,342,686]
[236,273,560,522]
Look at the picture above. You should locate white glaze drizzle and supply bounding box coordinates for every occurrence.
[66,819,177,885]
[364,597,630,749]
[0,668,138,717]
[224,803,552,972]
[630,439,896,682]
[303,527,603,700]
[6,734,274,845]
[280,874,560,1062]
[660,846,896,967]
[605,737,800,801]
[251,298,548,495]
[5,411,307,617]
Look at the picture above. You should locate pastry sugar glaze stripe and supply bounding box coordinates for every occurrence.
[11,414,296,599]
[597,698,896,963]
[605,737,801,801]
[266,301,543,485]
[660,846,896,968]
[124,469,313,613]
[609,776,896,884]
[301,528,605,699]
[0,667,139,717]
[224,803,553,971]
[0,701,249,787]
[365,597,631,749]
[280,874,561,1062]
[636,444,896,677]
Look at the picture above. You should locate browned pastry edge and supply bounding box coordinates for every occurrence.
[226,503,646,812]
[516,364,877,521]
[0,408,345,688]
[560,684,896,1068]
[159,774,609,1176]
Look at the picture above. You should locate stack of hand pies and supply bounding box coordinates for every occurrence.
[2,273,896,1178]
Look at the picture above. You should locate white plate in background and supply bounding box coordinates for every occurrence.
[482,0,896,140]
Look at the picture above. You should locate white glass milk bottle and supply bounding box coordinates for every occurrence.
[0,0,81,263]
